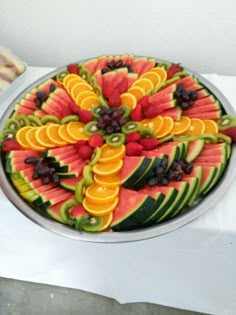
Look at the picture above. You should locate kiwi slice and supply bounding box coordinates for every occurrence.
[158,61,171,70]
[56,70,69,84]
[41,115,61,125]
[216,133,232,144]
[79,65,92,82]
[106,133,126,147]
[198,133,217,143]
[13,114,30,127]
[119,105,131,119]
[98,95,108,106]
[75,179,85,204]
[139,128,156,138]
[82,216,104,232]
[4,118,21,131]
[27,115,42,126]
[159,134,174,144]
[83,165,94,186]
[217,115,236,130]
[91,105,107,119]
[84,121,103,136]
[121,121,140,135]
[154,76,180,93]
[60,199,78,223]
[2,128,17,139]
[89,147,101,166]
[61,115,79,124]
[173,135,196,142]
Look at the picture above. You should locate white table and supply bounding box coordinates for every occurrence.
[1,67,236,315]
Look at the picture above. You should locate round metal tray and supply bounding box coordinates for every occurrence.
[0,59,235,243]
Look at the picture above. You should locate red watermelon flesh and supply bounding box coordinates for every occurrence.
[219,128,236,141]
[95,56,108,72]
[59,176,82,190]
[187,110,221,120]
[54,88,73,104]
[183,103,219,115]
[148,93,174,105]
[9,163,34,173]
[14,105,35,115]
[194,95,216,106]
[127,73,138,88]
[131,58,148,75]
[184,82,204,91]
[139,58,156,76]
[202,143,226,151]
[172,76,194,86]
[20,99,38,110]
[159,107,182,120]
[154,84,177,97]
[24,79,61,102]
[46,145,76,156]
[83,58,99,73]
[193,155,225,164]
[197,165,217,193]
[196,89,209,99]
[7,150,39,159]
[34,109,48,119]
[198,147,226,156]
[120,156,146,182]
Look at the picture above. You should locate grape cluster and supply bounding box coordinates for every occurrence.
[101,59,133,74]
[147,157,193,187]
[34,84,56,107]
[97,106,127,134]
[175,83,199,110]
[24,156,60,185]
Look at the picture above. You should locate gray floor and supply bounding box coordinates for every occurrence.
[0,277,207,315]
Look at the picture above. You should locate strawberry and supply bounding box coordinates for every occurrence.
[74,140,88,150]
[2,139,22,151]
[67,63,79,74]
[130,103,142,121]
[126,132,142,143]
[88,134,104,148]
[126,142,143,156]
[139,138,159,150]
[78,109,93,123]
[138,96,150,109]
[68,101,80,114]
[167,63,183,79]
[77,145,93,160]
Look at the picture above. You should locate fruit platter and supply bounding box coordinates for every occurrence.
[0,54,236,243]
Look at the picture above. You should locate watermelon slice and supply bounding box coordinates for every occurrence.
[183,102,220,115]
[185,139,205,162]
[148,92,174,105]
[186,110,221,120]
[159,107,182,120]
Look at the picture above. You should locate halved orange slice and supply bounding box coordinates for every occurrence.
[127,86,146,101]
[94,173,121,188]
[82,197,118,216]
[58,124,77,143]
[16,126,33,149]
[131,78,154,93]
[46,124,67,146]
[181,118,205,137]
[74,90,96,105]
[151,67,167,83]
[62,74,82,88]
[120,93,137,110]
[92,160,123,176]
[25,128,46,151]
[35,125,55,148]
[171,116,191,135]
[99,144,125,164]
[85,184,119,205]
[66,121,89,140]
[80,95,100,110]
[98,212,113,231]
[156,116,174,138]
[140,116,164,134]
[140,71,161,89]
[203,119,218,134]
[66,78,85,94]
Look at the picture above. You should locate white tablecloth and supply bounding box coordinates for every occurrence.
[1,67,236,315]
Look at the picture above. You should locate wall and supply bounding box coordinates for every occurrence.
[1,0,236,74]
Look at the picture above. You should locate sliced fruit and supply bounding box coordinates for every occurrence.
[80,95,100,110]
[120,92,137,110]
[85,184,119,205]
[15,126,33,149]
[94,173,121,188]
[127,86,146,101]
[66,121,89,140]
[46,124,67,146]
[97,212,113,231]
[75,90,97,105]
[140,116,164,134]
[171,116,191,135]
[106,133,126,146]
[151,67,167,83]
[185,139,205,162]
[131,78,154,93]
[99,144,126,163]
[203,119,218,134]
[92,160,123,176]
[155,116,174,138]
[181,118,205,137]
[82,197,118,216]
[35,126,55,148]
[140,71,161,89]
[58,124,77,144]
[25,128,46,151]
[62,74,82,88]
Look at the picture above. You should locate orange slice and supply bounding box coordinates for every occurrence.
[35,126,55,148]
[66,121,89,140]
[63,74,83,88]
[92,160,123,176]
[46,124,67,146]
[181,118,205,137]
[80,95,100,110]
[151,67,167,83]
[16,126,33,149]
[127,86,146,101]
[171,116,191,135]
[85,184,119,205]
[94,173,121,188]
[74,90,96,104]
[203,119,219,134]
[140,71,161,89]
[156,116,174,138]
[98,212,113,231]
[25,128,46,151]
[66,78,85,94]
[58,124,77,143]
[120,93,137,110]
[131,78,154,93]
[140,116,164,134]
[99,144,125,164]
[82,197,118,216]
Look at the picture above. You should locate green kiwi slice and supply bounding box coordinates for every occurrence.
[75,179,85,204]
[60,115,79,124]
[83,165,94,186]
[2,128,17,139]
[89,147,101,166]
[106,133,126,147]
[4,118,21,131]
[82,216,104,232]
[119,105,131,119]
[27,115,42,126]
[56,70,69,84]
[91,105,108,119]
[41,115,61,125]
[158,61,171,70]
[217,115,236,130]
[139,128,156,138]
[79,65,92,82]
[216,133,232,144]
[173,135,196,142]
[84,121,103,136]
[158,134,174,144]
[198,133,217,143]
[13,114,30,127]
[60,199,78,223]
[121,121,140,135]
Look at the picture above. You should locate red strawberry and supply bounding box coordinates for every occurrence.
[68,101,80,114]
[130,103,142,121]
[126,142,143,156]
[78,109,93,123]
[2,139,22,151]
[126,132,142,143]
[77,145,93,160]
[67,63,79,74]
[138,96,150,109]
[74,140,88,150]
[88,134,104,148]
[143,104,159,118]
[167,63,183,79]
[139,138,159,150]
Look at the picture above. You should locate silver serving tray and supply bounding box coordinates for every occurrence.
[0,58,235,243]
